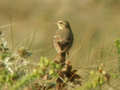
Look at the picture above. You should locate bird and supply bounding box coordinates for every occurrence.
[53,20,73,56]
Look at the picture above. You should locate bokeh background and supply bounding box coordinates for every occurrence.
[0,0,120,89]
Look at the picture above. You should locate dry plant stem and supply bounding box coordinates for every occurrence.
[9,17,14,50]
[28,31,36,50]
[54,51,81,90]
[54,52,66,90]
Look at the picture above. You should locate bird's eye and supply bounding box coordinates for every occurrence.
[59,22,63,24]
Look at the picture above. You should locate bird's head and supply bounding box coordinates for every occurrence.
[57,20,70,29]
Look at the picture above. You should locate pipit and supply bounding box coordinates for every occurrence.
[53,20,73,55]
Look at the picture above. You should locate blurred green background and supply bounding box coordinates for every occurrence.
[0,0,120,89]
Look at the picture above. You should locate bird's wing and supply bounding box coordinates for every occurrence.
[53,29,73,53]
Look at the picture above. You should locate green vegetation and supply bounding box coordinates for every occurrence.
[0,32,81,90]
[115,40,120,72]
[0,29,119,90]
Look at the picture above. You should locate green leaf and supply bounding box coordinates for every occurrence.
[55,64,61,70]
[49,69,54,75]
[44,58,49,67]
